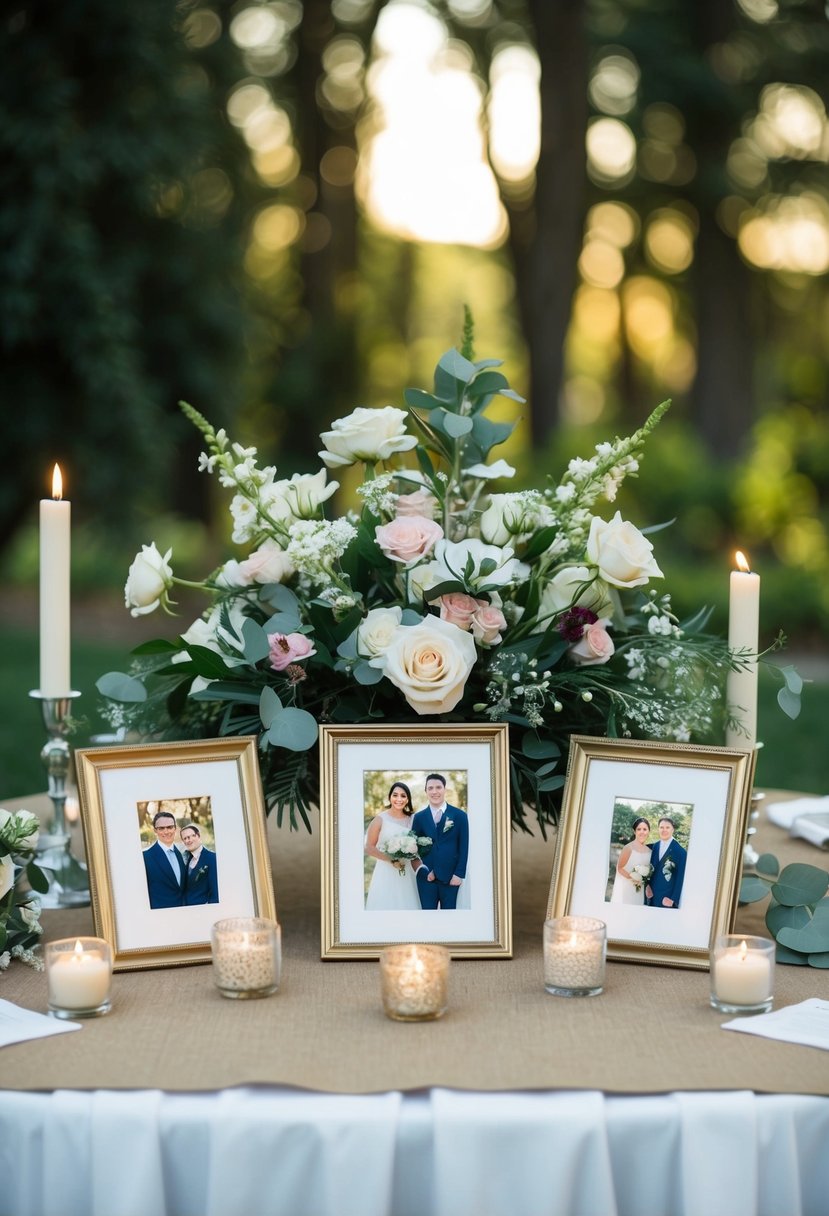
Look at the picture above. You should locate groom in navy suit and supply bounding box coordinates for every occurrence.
[142,809,187,909]
[412,774,469,910]
[645,816,687,909]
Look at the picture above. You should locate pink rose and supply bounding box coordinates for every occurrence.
[268,632,316,672]
[375,515,443,565]
[437,592,479,630]
[570,620,615,666]
[239,539,295,585]
[471,602,507,645]
[396,488,438,520]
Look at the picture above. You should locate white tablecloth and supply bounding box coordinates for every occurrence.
[2,1087,828,1216]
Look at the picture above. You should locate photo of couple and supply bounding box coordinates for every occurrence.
[138,797,220,910]
[363,770,470,912]
[605,797,692,910]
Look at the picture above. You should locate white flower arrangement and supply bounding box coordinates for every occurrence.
[100,321,745,833]
[379,832,433,874]
[630,862,654,893]
[0,808,49,972]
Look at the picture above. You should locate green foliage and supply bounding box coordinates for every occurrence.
[739,854,829,967]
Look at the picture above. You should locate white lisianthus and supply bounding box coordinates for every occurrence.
[274,469,339,519]
[586,511,664,588]
[479,491,554,547]
[319,406,418,468]
[463,459,516,481]
[406,560,444,605]
[0,857,13,901]
[532,566,614,633]
[370,615,477,715]
[238,539,295,585]
[434,538,529,591]
[124,543,174,617]
[357,606,403,658]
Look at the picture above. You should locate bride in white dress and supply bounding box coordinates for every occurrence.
[365,782,421,911]
[610,817,653,905]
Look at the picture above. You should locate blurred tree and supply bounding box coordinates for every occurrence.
[0,0,254,548]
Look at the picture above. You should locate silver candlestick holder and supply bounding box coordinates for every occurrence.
[743,790,764,871]
[29,690,90,908]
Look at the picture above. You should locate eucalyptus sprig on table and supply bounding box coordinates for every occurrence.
[740,855,829,967]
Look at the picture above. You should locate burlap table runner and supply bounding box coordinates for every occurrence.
[1,791,828,1095]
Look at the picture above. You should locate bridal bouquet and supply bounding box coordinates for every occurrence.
[100,322,737,833]
[380,832,434,874]
[0,809,49,972]
[630,862,654,894]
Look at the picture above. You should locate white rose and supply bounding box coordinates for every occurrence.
[0,857,13,901]
[357,606,403,658]
[406,560,444,605]
[215,559,252,589]
[124,543,174,617]
[274,469,339,519]
[319,406,418,468]
[532,566,613,632]
[239,539,295,585]
[370,615,477,715]
[586,511,664,588]
[434,538,529,591]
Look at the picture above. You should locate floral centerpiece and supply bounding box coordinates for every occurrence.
[0,809,48,971]
[101,322,745,833]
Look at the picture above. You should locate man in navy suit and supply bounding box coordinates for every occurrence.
[180,824,219,905]
[142,809,186,909]
[412,774,469,910]
[645,816,687,909]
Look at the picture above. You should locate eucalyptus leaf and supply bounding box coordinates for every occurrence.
[353,660,384,686]
[400,609,423,625]
[756,853,779,878]
[242,618,270,664]
[96,672,148,703]
[336,631,360,660]
[522,735,561,759]
[765,901,811,935]
[191,682,262,705]
[261,611,302,636]
[403,388,444,411]
[739,876,773,904]
[771,863,829,907]
[438,347,477,383]
[443,412,474,438]
[775,942,809,965]
[0,924,6,951]
[807,951,829,968]
[471,414,514,454]
[131,639,182,656]
[259,685,283,729]
[265,707,319,752]
[186,645,239,680]
[468,370,508,398]
[777,916,829,953]
[538,774,565,793]
[777,684,802,721]
[26,861,50,894]
[260,584,300,613]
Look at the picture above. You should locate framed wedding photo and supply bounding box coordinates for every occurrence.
[547,736,756,969]
[75,737,276,971]
[320,723,512,959]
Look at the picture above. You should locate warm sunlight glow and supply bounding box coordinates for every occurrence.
[736,0,778,24]
[735,551,751,573]
[586,118,636,186]
[752,84,827,161]
[585,202,638,248]
[579,239,625,289]
[488,45,540,183]
[738,194,829,274]
[51,464,63,500]
[588,51,640,117]
[623,278,674,355]
[645,210,695,274]
[360,1,507,246]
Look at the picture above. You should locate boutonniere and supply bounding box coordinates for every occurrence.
[194,864,209,880]
[662,857,676,880]
[443,819,454,833]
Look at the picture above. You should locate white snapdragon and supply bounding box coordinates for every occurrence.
[229,495,259,545]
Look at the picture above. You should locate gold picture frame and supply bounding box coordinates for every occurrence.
[75,736,276,971]
[547,736,756,969]
[320,723,512,959]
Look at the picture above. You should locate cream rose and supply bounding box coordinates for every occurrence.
[532,565,613,633]
[239,539,295,585]
[370,615,476,715]
[124,543,174,617]
[357,606,403,658]
[570,620,615,666]
[586,511,663,588]
[319,406,418,468]
[375,515,444,565]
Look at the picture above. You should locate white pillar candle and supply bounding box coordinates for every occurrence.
[46,938,112,1015]
[211,918,281,998]
[710,935,774,1011]
[726,550,760,748]
[39,464,72,697]
[380,943,450,1020]
[544,917,606,996]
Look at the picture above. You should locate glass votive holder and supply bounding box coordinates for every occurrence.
[543,916,607,997]
[710,934,775,1014]
[211,917,281,999]
[46,937,112,1018]
[380,943,450,1021]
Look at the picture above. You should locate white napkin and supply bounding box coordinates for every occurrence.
[766,796,829,830]
[0,998,80,1048]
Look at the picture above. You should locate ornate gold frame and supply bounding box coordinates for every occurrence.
[75,736,276,970]
[547,735,756,969]
[320,723,512,959]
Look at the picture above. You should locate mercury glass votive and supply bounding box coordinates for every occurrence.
[46,937,112,1018]
[544,917,606,997]
[211,917,281,999]
[380,943,450,1021]
[710,934,775,1014]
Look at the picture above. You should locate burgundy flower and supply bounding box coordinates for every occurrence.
[557,606,598,642]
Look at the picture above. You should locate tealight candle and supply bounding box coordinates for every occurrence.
[380,943,450,1021]
[46,937,112,1018]
[710,934,774,1014]
[211,917,281,999]
[544,917,606,997]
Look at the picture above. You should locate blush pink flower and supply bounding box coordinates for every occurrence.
[471,602,507,646]
[375,515,443,565]
[395,488,438,520]
[268,632,316,672]
[437,592,479,630]
[569,620,615,666]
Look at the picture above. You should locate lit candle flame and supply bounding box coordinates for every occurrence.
[739,939,748,962]
[73,939,84,957]
[51,463,63,501]
[735,550,750,574]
